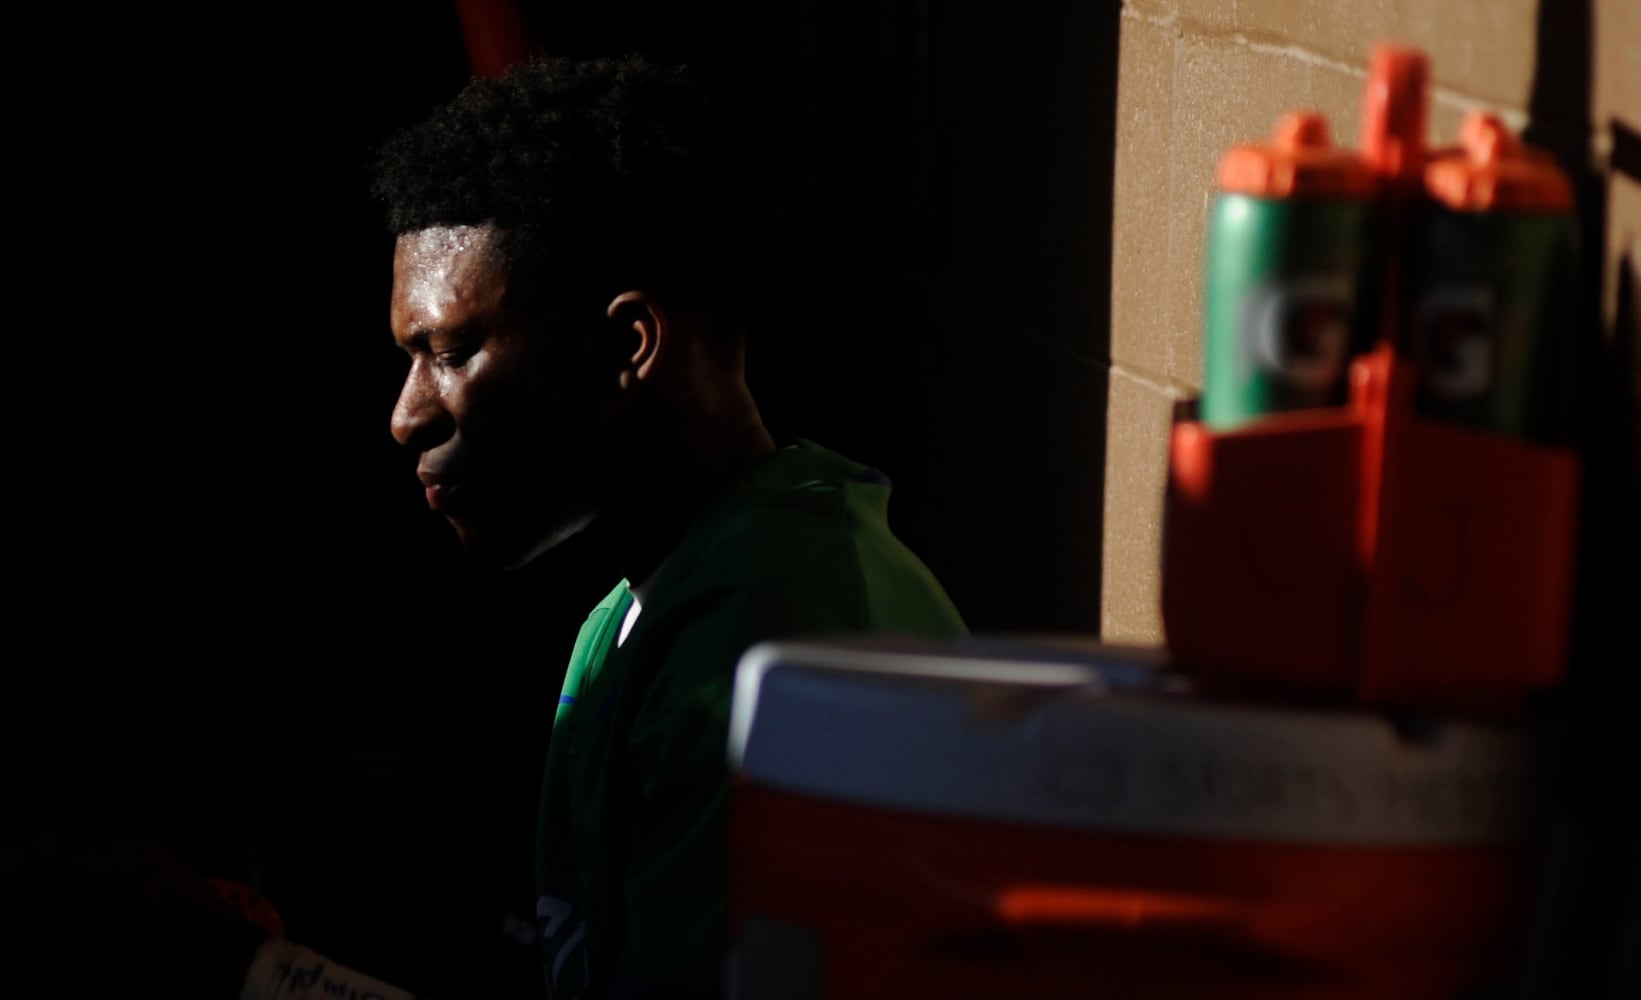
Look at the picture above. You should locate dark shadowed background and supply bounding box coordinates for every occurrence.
[9,1,1117,995]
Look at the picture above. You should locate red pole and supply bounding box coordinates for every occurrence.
[452,0,536,77]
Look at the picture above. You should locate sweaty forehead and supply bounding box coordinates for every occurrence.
[391,224,510,330]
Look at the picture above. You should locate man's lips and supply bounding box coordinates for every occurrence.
[417,470,466,513]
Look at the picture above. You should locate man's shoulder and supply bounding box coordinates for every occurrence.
[635,442,962,658]
[648,443,918,602]
[614,440,963,753]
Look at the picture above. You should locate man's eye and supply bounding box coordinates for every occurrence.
[436,344,477,366]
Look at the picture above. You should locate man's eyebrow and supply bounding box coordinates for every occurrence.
[397,325,476,352]
[399,326,445,348]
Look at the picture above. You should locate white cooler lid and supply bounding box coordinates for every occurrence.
[729,636,1543,846]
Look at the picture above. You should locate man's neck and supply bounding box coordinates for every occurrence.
[594,405,776,589]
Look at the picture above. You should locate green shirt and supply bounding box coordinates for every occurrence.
[536,442,965,998]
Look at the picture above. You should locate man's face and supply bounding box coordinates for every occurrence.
[389,224,618,568]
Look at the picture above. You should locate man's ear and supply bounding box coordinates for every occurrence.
[607,291,666,391]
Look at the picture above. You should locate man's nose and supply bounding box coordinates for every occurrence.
[391,359,454,450]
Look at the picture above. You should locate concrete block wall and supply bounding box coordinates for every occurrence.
[1102,0,1641,643]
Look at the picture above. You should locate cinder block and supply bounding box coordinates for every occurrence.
[1594,0,1641,130]
[1101,365,1182,644]
[1606,173,1640,334]
[1234,0,1536,110]
[1237,0,1402,65]
[1177,0,1236,34]
[1412,0,1538,109]
[1123,0,1179,23]
[1167,34,1314,388]
[1111,13,1177,378]
[1309,62,1369,147]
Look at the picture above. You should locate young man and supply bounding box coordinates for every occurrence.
[358,55,966,999]
[2,50,957,1000]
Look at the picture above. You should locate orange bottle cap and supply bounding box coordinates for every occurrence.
[1360,45,1430,181]
[1424,112,1573,212]
[1217,111,1377,199]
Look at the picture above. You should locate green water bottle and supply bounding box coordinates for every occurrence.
[1202,112,1380,429]
[1409,112,1579,443]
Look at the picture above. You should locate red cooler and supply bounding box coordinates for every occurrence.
[726,637,1545,999]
